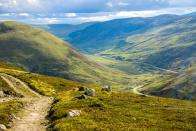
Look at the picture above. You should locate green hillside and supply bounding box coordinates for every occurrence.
[68,15,178,53]
[140,65,196,100]
[0,63,195,130]
[102,13,196,71]
[0,21,145,86]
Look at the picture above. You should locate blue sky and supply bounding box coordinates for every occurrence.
[0,0,196,24]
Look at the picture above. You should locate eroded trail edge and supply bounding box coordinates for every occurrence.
[0,73,53,131]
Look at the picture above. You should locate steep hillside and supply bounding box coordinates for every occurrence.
[140,65,196,100]
[0,21,138,85]
[67,15,179,53]
[102,13,196,71]
[0,21,161,87]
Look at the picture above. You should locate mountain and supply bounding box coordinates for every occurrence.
[0,21,135,85]
[34,22,96,40]
[140,64,196,100]
[67,14,179,53]
[103,13,196,71]
[65,13,196,100]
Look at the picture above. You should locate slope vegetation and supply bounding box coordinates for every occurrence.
[140,65,196,100]
[68,15,178,53]
[0,21,141,86]
[0,63,195,130]
[102,13,196,71]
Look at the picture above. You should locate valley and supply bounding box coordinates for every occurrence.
[0,12,196,131]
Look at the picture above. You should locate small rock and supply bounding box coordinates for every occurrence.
[102,85,112,92]
[132,117,137,121]
[0,91,5,98]
[85,88,95,96]
[67,110,81,117]
[75,94,88,99]
[0,124,7,130]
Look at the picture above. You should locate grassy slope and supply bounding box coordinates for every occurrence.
[50,91,196,130]
[141,65,196,100]
[0,63,195,130]
[0,101,23,126]
[99,14,196,100]
[0,21,145,87]
[103,14,196,70]
[0,63,24,127]
[68,15,178,53]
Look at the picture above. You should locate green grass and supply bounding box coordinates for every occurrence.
[140,65,196,100]
[0,21,159,87]
[0,62,195,130]
[49,90,196,130]
[103,20,196,70]
[0,76,22,97]
[0,101,23,126]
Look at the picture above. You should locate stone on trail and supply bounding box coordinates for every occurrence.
[0,124,7,130]
[67,110,81,117]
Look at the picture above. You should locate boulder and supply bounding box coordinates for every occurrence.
[85,88,95,96]
[102,85,112,92]
[67,110,81,117]
[0,124,7,130]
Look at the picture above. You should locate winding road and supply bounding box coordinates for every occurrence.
[132,86,151,97]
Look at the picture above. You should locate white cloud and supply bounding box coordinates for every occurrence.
[18,13,30,16]
[0,0,196,13]
[77,7,196,23]
[65,13,77,17]
[27,0,39,5]
[48,18,59,23]
[0,7,196,24]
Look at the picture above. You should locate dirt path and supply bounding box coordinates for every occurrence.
[10,97,53,131]
[132,86,150,97]
[0,73,53,131]
[0,98,19,103]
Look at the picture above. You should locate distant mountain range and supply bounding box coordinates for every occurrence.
[0,12,195,100]
[37,12,196,100]
[34,22,96,40]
